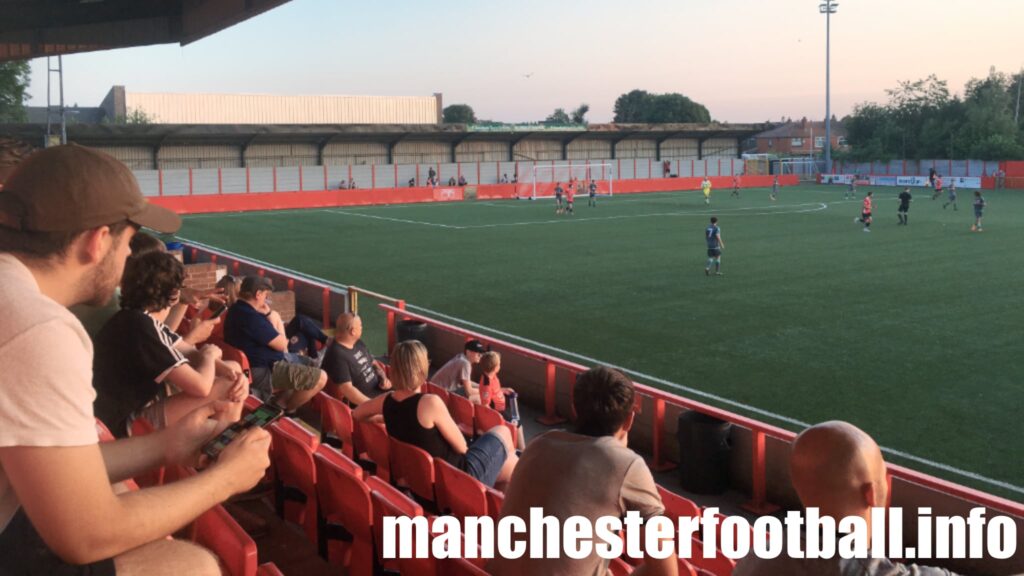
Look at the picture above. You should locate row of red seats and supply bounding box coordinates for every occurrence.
[96,419,282,576]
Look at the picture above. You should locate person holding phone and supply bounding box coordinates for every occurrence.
[93,251,249,438]
[0,145,271,576]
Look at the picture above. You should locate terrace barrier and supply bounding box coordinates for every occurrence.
[379,303,1024,523]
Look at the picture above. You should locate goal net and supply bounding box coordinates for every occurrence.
[742,153,770,176]
[515,163,615,200]
[775,158,822,182]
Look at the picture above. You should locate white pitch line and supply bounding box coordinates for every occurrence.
[456,203,829,229]
[174,235,1024,496]
[326,209,462,229]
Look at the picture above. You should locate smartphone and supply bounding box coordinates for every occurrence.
[202,402,284,460]
[210,305,227,319]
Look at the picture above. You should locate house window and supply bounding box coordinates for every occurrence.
[837,137,848,147]
[791,138,804,147]
[815,136,825,149]
[767,139,773,148]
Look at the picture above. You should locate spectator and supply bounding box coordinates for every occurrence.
[196,274,241,343]
[458,174,467,186]
[432,339,487,401]
[408,178,416,187]
[349,179,358,189]
[223,276,327,411]
[488,366,676,576]
[284,313,330,359]
[353,340,517,488]
[70,231,168,338]
[321,313,391,405]
[734,421,961,576]
[501,173,510,184]
[0,144,270,575]
[477,351,525,449]
[448,176,457,186]
[339,179,348,189]
[93,251,249,437]
[428,166,437,184]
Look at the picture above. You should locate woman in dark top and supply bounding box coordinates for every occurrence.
[353,340,518,488]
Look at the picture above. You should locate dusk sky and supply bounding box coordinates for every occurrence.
[25,0,1024,124]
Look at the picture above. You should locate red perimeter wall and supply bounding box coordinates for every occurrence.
[151,176,798,214]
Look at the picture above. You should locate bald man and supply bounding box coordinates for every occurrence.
[320,313,390,405]
[734,421,960,576]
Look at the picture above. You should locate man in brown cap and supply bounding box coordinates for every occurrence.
[0,145,271,575]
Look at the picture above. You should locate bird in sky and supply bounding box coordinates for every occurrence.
[522,72,534,79]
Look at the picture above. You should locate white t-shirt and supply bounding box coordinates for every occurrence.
[0,254,98,532]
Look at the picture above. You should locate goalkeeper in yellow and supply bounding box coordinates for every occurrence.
[701,176,712,205]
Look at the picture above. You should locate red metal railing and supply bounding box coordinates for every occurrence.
[379,303,1024,519]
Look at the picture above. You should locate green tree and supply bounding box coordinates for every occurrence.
[544,108,571,124]
[612,89,710,123]
[0,60,31,123]
[570,103,590,124]
[442,104,476,124]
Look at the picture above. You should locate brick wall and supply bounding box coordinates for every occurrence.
[183,263,218,293]
[270,291,295,324]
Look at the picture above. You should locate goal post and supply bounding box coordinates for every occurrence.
[775,158,823,182]
[516,162,615,200]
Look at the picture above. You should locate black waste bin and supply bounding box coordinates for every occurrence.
[677,410,732,494]
[396,319,429,348]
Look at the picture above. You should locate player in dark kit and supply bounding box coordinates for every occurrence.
[554,183,564,214]
[588,180,598,207]
[704,217,724,276]
[897,187,912,225]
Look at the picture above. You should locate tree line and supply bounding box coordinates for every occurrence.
[840,68,1024,161]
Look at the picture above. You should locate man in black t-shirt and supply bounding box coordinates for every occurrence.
[897,187,912,226]
[321,313,390,405]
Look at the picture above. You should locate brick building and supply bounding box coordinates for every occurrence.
[752,118,848,156]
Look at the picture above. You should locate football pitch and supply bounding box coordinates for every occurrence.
[177,184,1023,500]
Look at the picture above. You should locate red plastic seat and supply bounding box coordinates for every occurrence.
[313,446,373,575]
[268,419,319,544]
[688,535,735,576]
[484,487,504,523]
[128,417,165,488]
[677,557,700,576]
[424,382,450,405]
[609,557,634,575]
[357,420,391,482]
[318,391,355,459]
[212,339,252,381]
[434,458,487,520]
[444,556,490,575]
[389,436,436,505]
[447,392,476,438]
[255,563,284,576]
[95,419,117,442]
[657,485,701,521]
[473,403,517,440]
[193,504,258,576]
[368,478,426,574]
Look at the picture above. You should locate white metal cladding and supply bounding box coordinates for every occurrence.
[395,163,418,186]
[134,170,160,196]
[514,139,562,161]
[392,141,449,164]
[495,161,518,182]
[302,166,330,191]
[327,166,349,188]
[455,140,507,162]
[158,145,239,169]
[323,141,389,165]
[437,163,459,184]
[245,143,318,167]
[125,93,439,124]
[97,145,155,170]
[700,138,737,159]
[274,167,299,191]
[476,162,501,184]
[249,167,275,192]
[614,139,657,159]
[566,139,612,160]
[192,169,220,195]
[617,159,635,179]
[660,138,699,158]
[222,168,248,193]
[349,165,373,188]
[161,169,190,196]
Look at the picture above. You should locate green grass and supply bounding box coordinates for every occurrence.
[178,185,1023,501]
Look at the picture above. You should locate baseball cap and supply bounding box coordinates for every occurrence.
[240,276,274,294]
[464,339,487,354]
[0,144,180,233]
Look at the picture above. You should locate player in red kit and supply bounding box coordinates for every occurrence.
[855,190,873,232]
[565,183,575,215]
